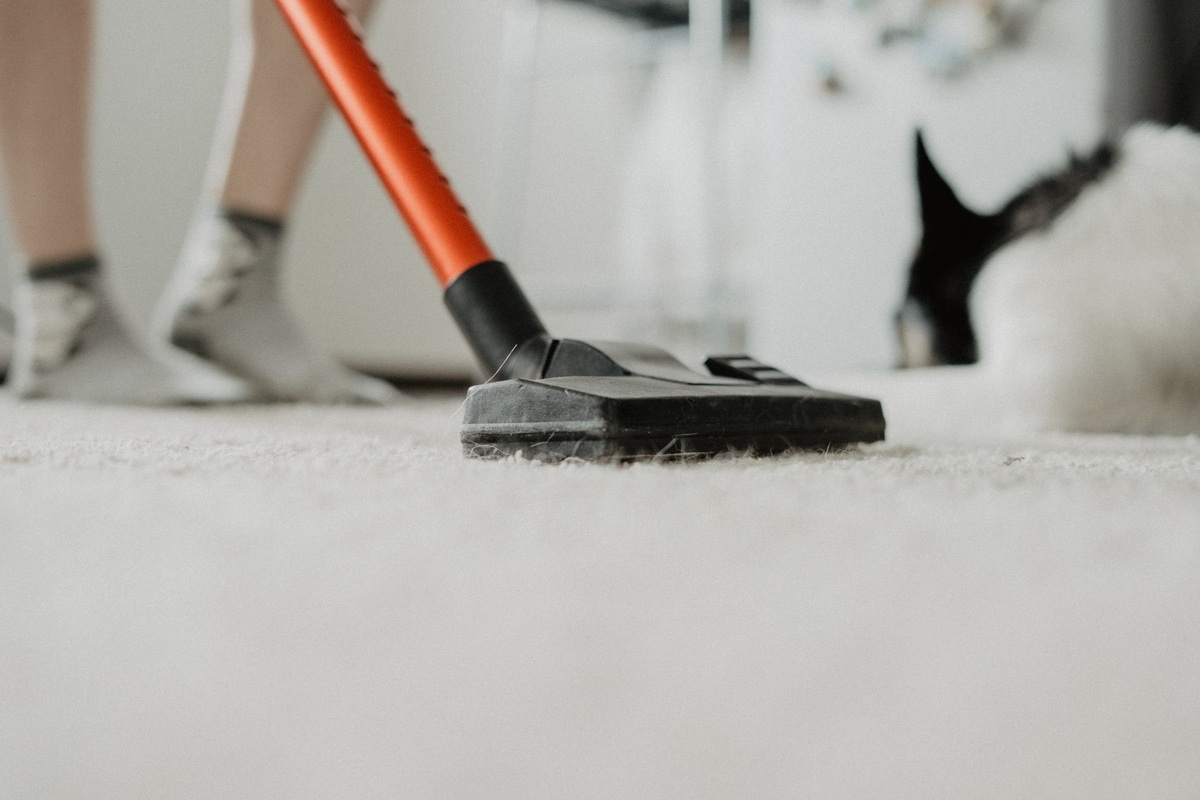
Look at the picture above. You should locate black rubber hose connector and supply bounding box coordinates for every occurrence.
[443,260,552,380]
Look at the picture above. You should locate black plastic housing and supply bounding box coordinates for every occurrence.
[460,341,885,461]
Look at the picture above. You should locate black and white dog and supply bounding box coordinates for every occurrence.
[886,123,1200,435]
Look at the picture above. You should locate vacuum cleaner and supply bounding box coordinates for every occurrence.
[273,0,885,461]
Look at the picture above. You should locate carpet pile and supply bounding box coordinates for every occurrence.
[3,388,1199,798]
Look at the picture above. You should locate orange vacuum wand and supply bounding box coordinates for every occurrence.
[273,0,491,288]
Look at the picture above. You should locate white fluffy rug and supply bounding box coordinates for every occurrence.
[3,385,1200,799]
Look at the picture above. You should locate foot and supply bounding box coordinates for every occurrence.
[153,211,400,405]
[9,256,261,405]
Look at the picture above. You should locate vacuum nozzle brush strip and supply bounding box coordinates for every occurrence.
[273,0,885,461]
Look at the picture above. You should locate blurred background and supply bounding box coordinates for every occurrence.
[0,0,1193,382]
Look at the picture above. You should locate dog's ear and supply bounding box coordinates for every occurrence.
[902,130,995,366]
[915,129,983,232]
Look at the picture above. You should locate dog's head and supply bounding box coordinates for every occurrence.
[896,130,1118,368]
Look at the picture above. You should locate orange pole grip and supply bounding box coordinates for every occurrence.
[274,0,494,287]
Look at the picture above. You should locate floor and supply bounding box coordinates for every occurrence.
[3,387,1199,798]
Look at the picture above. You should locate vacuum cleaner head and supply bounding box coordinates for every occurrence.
[461,340,885,462]
[444,262,885,462]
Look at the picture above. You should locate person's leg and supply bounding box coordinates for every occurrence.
[220,0,375,221]
[155,0,397,404]
[0,0,95,264]
[0,0,257,403]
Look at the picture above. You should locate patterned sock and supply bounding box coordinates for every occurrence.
[153,211,400,405]
[9,255,260,404]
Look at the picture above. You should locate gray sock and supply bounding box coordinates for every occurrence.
[9,255,261,404]
[153,211,400,405]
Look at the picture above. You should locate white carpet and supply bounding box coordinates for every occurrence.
[3,385,1200,799]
